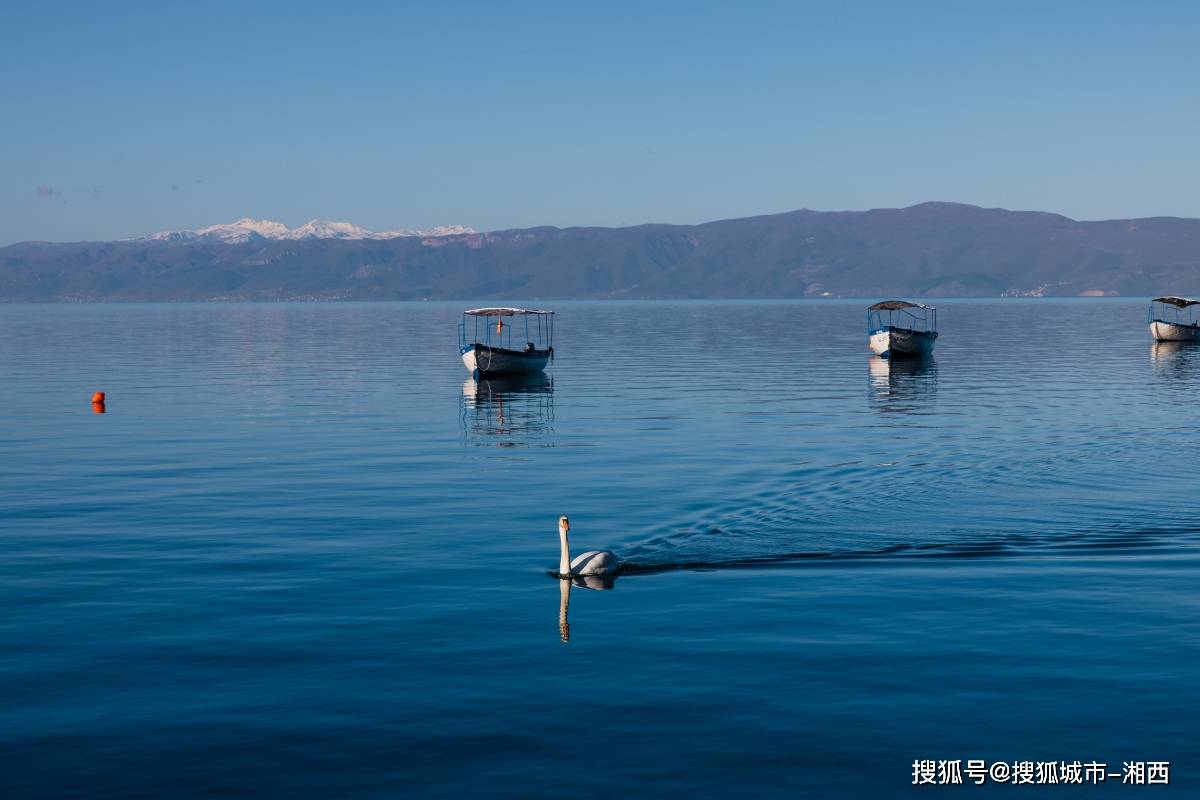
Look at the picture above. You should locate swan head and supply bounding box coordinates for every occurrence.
[558,515,570,536]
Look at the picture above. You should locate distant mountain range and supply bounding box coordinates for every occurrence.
[139,218,476,244]
[5,202,1200,301]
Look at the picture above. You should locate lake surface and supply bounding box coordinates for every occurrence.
[1,299,1197,798]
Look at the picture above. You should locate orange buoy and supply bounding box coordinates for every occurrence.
[92,391,105,403]
[92,401,106,414]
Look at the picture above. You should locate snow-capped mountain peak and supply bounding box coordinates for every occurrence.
[140,218,476,243]
[289,219,373,240]
[145,218,291,244]
[378,224,477,238]
[197,218,291,242]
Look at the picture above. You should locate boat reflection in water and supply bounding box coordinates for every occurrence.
[461,373,555,445]
[557,574,617,643]
[1150,340,1200,383]
[868,355,937,414]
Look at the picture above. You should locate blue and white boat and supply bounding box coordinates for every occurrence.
[1147,296,1200,342]
[867,300,937,358]
[459,307,555,377]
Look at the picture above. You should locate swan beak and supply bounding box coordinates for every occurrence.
[559,516,570,532]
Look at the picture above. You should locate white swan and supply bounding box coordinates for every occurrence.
[557,516,620,577]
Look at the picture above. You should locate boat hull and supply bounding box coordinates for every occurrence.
[869,328,936,358]
[462,344,551,376]
[1149,320,1200,342]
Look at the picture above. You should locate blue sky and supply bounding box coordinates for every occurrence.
[4,0,1200,243]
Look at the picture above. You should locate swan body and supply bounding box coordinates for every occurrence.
[570,549,620,575]
[557,516,621,577]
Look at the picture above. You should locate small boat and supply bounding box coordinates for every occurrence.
[1147,296,1200,342]
[459,307,555,376]
[867,300,938,358]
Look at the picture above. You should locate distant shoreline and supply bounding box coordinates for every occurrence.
[4,202,1199,302]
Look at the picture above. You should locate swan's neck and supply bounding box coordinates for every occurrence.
[558,529,572,576]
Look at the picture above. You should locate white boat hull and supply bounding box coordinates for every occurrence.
[1149,320,1200,342]
[869,329,936,358]
[462,345,550,376]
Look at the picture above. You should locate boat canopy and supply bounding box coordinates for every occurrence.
[460,307,555,355]
[1150,297,1200,308]
[867,300,935,312]
[463,307,554,317]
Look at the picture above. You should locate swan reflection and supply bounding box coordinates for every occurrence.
[461,374,554,444]
[557,574,617,643]
[868,355,937,413]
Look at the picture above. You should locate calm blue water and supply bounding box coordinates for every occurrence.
[1,300,1197,797]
